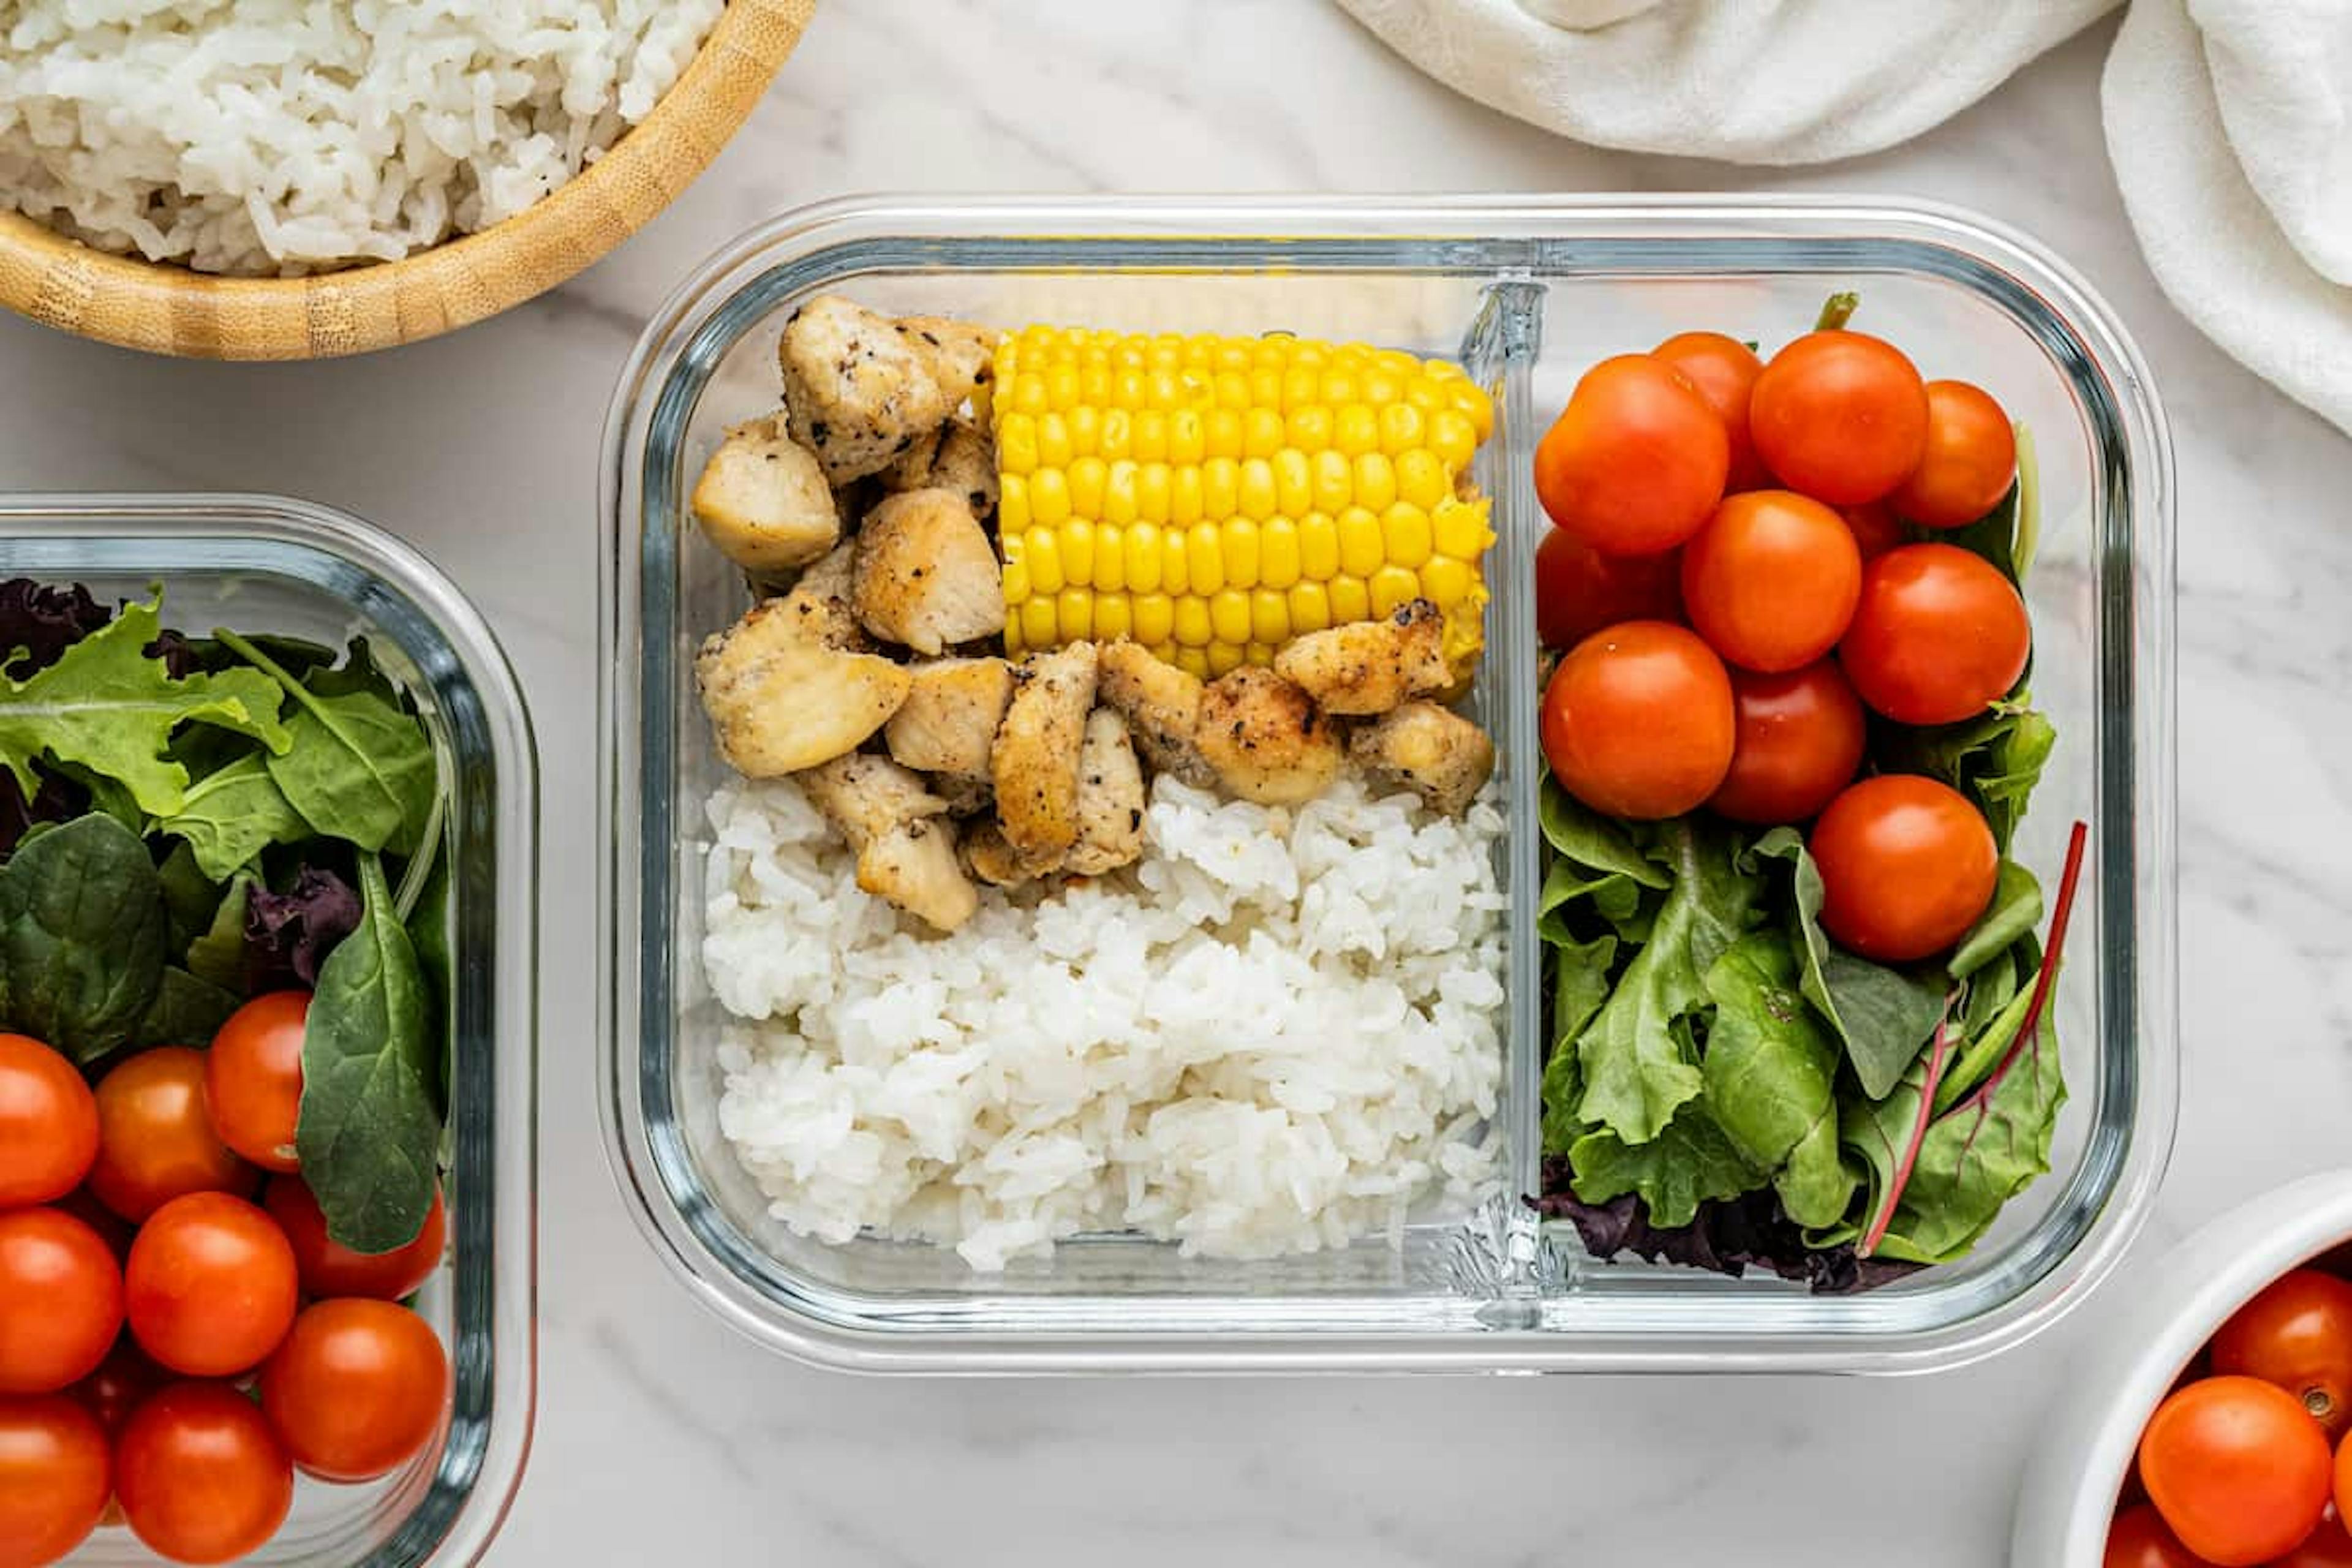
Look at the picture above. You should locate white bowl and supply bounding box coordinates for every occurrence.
[2012,1170,2352,1564]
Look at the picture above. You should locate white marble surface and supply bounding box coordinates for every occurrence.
[1,3,2345,1563]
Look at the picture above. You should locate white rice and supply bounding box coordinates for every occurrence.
[702,773,1509,1271]
[0,0,725,276]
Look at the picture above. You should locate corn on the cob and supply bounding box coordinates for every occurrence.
[989,326,1494,676]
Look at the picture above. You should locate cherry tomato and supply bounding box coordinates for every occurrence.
[0,1210,123,1396]
[203,992,308,1174]
[0,1395,109,1568]
[70,1338,164,1440]
[1534,354,1729,554]
[1708,661,1867,826]
[2210,1270,2352,1439]
[2277,1510,2352,1566]
[1540,621,1735,820]
[1808,775,1997,962]
[115,1381,292,1566]
[124,1193,297,1379]
[2141,1376,2331,1566]
[0,1036,97,1210]
[262,1300,450,1482]
[1891,379,2016,529]
[1749,330,1930,505]
[1653,331,1768,491]
[47,1190,132,1264]
[1533,527,1683,650]
[88,1048,256,1224]
[265,1176,447,1302]
[1839,543,2032,725]
[2105,1502,2204,1567]
[1841,500,1906,560]
[1678,491,1863,673]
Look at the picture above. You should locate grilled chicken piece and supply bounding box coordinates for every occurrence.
[960,816,1054,888]
[885,657,1015,784]
[1272,598,1450,715]
[768,539,870,650]
[1349,701,1496,816]
[1065,708,1147,876]
[695,597,910,777]
[689,415,840,575]
[1193,667,1341,807]
[852,488,1006,655]
[894,315,998,410]
[778,295,952,485]
[879,416,998,517]
[1096,640,1215,787]
[798,755,978,933]
[992,641,1099,861]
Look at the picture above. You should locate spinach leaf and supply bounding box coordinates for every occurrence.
[305,638,404,705]
[1936,970,2038,1115]
[1871,1015,2066,1265]
[0,813,167,1063]
[186,875,252,992]
[296,854,440,1253]
[1566,1098,1762,1229]
[1538,778,1668,888]
[161,753,309,881]
[132,967,243,1049]
[1700,932,1840,1176]
[217,632,435,856]
[155,840,221,955]
[403,847,456,1125]
[1940,477,2022,582]
[1747,829,1944,1099]
[0,595,290,818]
[1775,1117,1858,1232]
[1950,862,2043,981]
[1574,818,1761,1144]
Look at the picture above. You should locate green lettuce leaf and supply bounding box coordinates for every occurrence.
[1870,1016,2066,1265]
[1700,932,1841,1177]
[1567,1098,1761,1229]
[1950,862,2043,980]
[160,752,310,880]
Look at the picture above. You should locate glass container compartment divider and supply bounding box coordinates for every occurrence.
[600,196,2174,1373]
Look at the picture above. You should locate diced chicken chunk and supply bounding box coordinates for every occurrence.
[797,753,949,843]
[689,415,840,575]
[798,755,978,933]
[695,598,910,777]
[1065,709,1147,876]
[1349,701,1496,816]
[992,641,1098,861]
[894,315,998,410]
[880,417,998,516]
[960,816,1053,888]
[886,657,1015,784]
[1096,640,1215,787]
[777,295,952,485]
[852,488,1006,655]
[1272,598,1450,715]
[769,539,868,650]
[1193,667,1341,807]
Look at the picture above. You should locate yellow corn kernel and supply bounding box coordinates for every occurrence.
[1330,574,1370,625]
[1237,458,1276,523]
[1134,409,1169,463]
[1068,404,1101,459]
[1068,458,1107,524]
[1243,406,1286,459]
[1046,361,1080,412]
[1433,496,1494,560]
[1201,589,1245,648]
[1267,448,1310,518]
[1335,404,1381,456]
[1099,407,1133,461]
[1452,379,1496,441]
[1186,522,1226,595]
[1174,595,1213,648]
[1354,451,1398,513]
[1419,556,1473,611]
[1169,408,1207,466]
[1379,402,1427,458]
[1259,516,1301,590]
[1003,611,1025,657]
[1322,369,1360,407]
[1311,449,1354,514]
[1020,596,1058,650]
[1030,467,1072,529]
[1244,639,1277,667]
[1207,642,1246,675]
[1149,367,1186,410]
[1000,532,1031,606]
[1252,334,1291,369]
[1423,356,1463,382]
[1077,360,1110,412]
[1213,339,1251,373]
[1036,412,1073,472]
[1336,506,1385,578]
[1370,565,1421,617]
[1404,379,1446,416]
[1139,462,1173,525]
[1058,518,1095,586]
[1287,580,1332,635]
[1299,511,1339,579]
[1362,368,1405,407]
[1381,501,1432,570]
[1159,527,1189,595]
[1133,592,1175,646]
[1251,589,1289,645]
[1206,407,1244,461]
[1213,370,1250,410]
[1094,596,1132,643]
[1057,589,1094,643]
[998,473,1031,533]
[1146,639,1177,666]
[1202,458,1239,524]
[998,412,1039,476]
[1168,464,1201,527]
[1093,524,1126,593]
[1222,516,1261,588]
[1011,369,1049,417]
[1249,367,1285,415]
[1430,407,1477,473]
[1286,404,1332,453]
[1023,526,1065,597]
[1104,460,1140,526]
[1125,523,1162,592]
[1283,364,1321,413]
[1395,448,1449,511]
[1174,646,1211,679]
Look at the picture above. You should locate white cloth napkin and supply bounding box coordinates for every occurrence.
[1335,0,2117,166]
[2105,0,2352,437]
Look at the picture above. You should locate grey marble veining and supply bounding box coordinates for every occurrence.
[0,4,2343,1562]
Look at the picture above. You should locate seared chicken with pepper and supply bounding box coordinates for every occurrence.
[1273,599,1452,715]
[778,295,956,485]
[695,594,909,778]
[880,416,998,516]
[1065,709,1147,876]
[1193,667,1342,807]
[1096,639,1215,788]
[992,641,1098,862]
[690,415,840,576]
[852,488,1006,655]
[1349,701,1496,816]
[886,657,1014,788]
[797,754,979,933]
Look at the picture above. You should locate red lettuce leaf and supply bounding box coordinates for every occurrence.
[243,866,361,989]
[0,579,108,676]
[1532,1172,1924,1295]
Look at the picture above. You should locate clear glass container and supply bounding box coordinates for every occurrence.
[0,495,538,1559]
[600,197,2174,1373]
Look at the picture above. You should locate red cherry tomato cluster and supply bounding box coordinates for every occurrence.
[0,1002,451,1567]
[1531,311,2029,963]
[2109,1269,2352,1566]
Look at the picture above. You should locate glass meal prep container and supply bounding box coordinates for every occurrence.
[599,196,2175,1373]
[0,496,538,1562]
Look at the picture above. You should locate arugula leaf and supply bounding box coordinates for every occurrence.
[1747,829,1944,1099]
[1950,862,2042,980]
[160,752,310,881]
[1700,932,1841,1177]
[1871,1014,2065,1264]
[0,813,167,1063]
[1538,778,1668,888]
[1566,1099,1762,1229]
[132,967,243,1049]
[1574,818,1760,1144]
[296,854,440,1253]
[217,631,435,856]
[0,595,289,819]
[186,875,252,992]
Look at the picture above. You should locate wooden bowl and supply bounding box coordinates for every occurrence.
[0,0,814,360]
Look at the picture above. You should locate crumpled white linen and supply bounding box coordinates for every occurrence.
[1333,0,2119,166]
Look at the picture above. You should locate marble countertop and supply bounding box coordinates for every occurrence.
[2,4,2343,1563]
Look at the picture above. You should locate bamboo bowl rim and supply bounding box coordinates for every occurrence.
[0,0,814,361]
